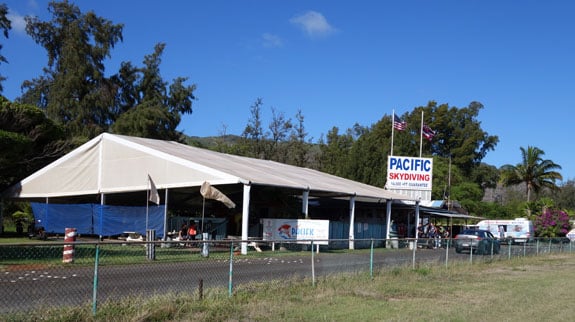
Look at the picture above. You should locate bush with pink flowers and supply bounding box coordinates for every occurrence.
[534,209,571,237]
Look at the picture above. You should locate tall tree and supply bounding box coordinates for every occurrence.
[266,107,292,162]
[412,101,499,176]
[288,109,309,167]
[346,121,387,186]
[471,163,500,191]
[552,180,575,211]
[0,96,66,191]
[500,146,563,202]
[318,126,355,178]
[0,3,11,92]
[110,43,196,141]
[241,98,265,158]
[19,0,123,138]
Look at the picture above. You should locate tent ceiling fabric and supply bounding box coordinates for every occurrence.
[5,133,412,201]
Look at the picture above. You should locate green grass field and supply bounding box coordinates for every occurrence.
[5,253,575,322]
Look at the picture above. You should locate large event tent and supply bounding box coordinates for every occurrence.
[3,133,414,253]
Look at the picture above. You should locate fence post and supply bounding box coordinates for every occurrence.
[370,239,374,279]
[63,228,77,263]
[92,244,100,316]
[412,239,416,269]
[311,240,316,287]
[201,232,209,258]
[228,241,234,297]
[523,241,526,257]
[146,229,156,260]
[198,279,204,300]
[490,242,494,260]
[445,238,450,268]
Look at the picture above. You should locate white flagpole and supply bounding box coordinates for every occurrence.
[391,109,395,156]
[419,111,424,157]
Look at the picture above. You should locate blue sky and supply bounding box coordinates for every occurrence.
[2,1,574,181]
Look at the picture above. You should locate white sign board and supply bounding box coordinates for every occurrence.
[567,229,575,241]
[262,218,329,245]
[386,156,433,191]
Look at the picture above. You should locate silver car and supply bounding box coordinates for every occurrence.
[455,229,501,255]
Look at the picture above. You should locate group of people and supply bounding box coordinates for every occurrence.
[177,220,198,241]
[417,222,450,248]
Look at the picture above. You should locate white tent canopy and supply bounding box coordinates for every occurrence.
[4,133,413,253]
[5,133,411,201]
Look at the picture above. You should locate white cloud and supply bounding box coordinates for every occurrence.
[262,33,283,48]
[5,0,40,36]
[27,0,39,10]
[290,11,336,38]
[7,13,27,35]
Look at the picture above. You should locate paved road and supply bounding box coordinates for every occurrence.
[0,243,563,314]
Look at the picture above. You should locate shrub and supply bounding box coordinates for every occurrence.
[534,209,571,237]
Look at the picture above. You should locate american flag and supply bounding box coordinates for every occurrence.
[422,124,436,141]
[393,114,407,131]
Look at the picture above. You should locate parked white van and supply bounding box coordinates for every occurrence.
[475,218,534,244]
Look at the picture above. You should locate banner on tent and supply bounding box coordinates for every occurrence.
[262,218,329,245]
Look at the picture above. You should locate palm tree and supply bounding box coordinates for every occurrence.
[500,146,563,202]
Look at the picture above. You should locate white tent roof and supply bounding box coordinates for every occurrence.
[4,133,412,201]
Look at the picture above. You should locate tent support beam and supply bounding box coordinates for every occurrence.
[385,200,392,240]
[163,188,169,240]
[100,193,105,238]
[415,200,420,239]
[240,183,251,255]
[302,189,309,219]
[348,195,356,250]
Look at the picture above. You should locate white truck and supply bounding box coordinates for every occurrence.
[475,218,534,244]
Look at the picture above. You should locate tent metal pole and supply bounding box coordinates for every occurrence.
[201,197,205,234]
[385,200,392,240]
[100,193,105,238]
[241,184,251,255]
[44,197,49,234]
[163,188,169,240]
[302,189,309,219]
[348,195,356,250]
[415,200,420,239]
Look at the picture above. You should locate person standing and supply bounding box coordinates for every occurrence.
[178,223,188,240]
[187,221,197,240]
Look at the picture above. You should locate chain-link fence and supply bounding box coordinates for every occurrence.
[1,237,573,315]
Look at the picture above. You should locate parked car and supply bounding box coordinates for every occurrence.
[455,229,500,255]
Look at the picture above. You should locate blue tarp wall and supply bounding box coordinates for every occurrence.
[329,221,388,248]
[31,203,165,238]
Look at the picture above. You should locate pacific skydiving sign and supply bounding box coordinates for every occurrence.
[386,156,433,191]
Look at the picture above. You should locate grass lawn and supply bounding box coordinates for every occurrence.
[5,253,575,322]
